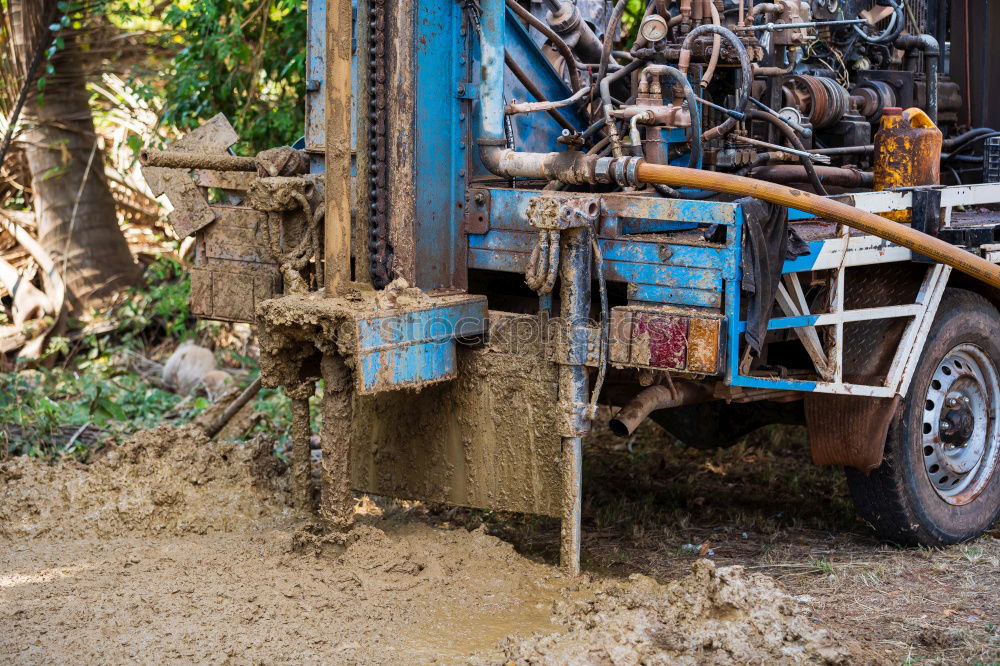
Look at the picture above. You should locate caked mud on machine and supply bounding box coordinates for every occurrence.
[141,1,1000,571]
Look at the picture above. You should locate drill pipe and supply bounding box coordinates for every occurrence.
[139,149,258,172]
[634,162,1000,289]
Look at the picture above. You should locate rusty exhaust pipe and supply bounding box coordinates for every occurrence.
[609,381,714,437]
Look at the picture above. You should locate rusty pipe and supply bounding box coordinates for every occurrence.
[477,139,598,183]
[139,149,258,172]
[750,165,874,188]
[701,0,721,89]
[610,382,714,436]
[633,162,1000,289]
[748,2,782,19]
[895,33,939,124]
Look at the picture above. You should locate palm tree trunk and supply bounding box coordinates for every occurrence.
[11,0,138,314]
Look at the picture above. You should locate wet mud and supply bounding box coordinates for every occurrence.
[1,425,855,664]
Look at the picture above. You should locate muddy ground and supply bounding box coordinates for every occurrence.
[1,422,997,664]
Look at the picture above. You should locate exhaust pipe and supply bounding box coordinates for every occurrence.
[609,381,714,437]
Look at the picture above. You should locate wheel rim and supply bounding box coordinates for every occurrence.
[921,343,1000,505]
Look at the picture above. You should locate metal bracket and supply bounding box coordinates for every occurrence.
[463,187,491,234]
[910,187,942,264]
[527,196,601,231]
[548,321,602,367]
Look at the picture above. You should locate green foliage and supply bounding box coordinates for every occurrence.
[1,255,201,458]
[0,361,203,458]
[138,0,308,153]
[621,0,647,44]
[116,255,193,343]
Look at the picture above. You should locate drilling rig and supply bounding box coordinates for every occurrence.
[143,1,1000,571]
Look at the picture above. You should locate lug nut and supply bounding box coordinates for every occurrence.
[939,420,951,431]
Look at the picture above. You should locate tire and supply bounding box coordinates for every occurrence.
[846,288,1000,546]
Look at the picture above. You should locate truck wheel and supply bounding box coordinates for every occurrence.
[845,288,1000,546]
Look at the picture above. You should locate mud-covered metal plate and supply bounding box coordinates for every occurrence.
[351,343,563,517]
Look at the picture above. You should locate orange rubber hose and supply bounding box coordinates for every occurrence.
[636,163,1000,289]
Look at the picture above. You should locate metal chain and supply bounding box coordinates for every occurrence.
[367,0,392,288]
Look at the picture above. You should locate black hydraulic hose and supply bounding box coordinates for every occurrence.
[594,0,628,112]
[599,59,644,107]
[944,127,997,149]
[505,0,581,93]
[678,24,751,141]
[581,118,606,140]
[941,131,1000,166]
[745,110,828,195]
[853,0,904,44]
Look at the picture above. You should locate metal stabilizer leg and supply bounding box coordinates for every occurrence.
[320,353,355,530]
[558,226,592,574]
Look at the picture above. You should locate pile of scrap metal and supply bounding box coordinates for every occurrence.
[144,1,1000,572]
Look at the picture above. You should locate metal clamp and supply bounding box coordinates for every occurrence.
[527,196,601,231]
[593,156,643,187]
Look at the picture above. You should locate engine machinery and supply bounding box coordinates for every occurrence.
[142,1,1000,571]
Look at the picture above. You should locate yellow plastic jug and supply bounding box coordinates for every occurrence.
[873,106,942,191]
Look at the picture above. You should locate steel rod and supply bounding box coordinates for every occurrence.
[557,226,591,575]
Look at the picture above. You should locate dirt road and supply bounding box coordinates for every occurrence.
[0,424,996,664]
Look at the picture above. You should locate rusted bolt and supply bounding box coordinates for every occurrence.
[474,191,487,206]
[457,84,466,96]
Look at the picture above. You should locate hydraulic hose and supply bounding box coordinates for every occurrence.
[593,0,628,114]
[633,162,1000,289]
[678,24,751,141]
[854,0,903,44]
[745,110,826,195]
[505,0,581,92]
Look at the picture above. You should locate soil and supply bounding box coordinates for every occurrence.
[1,424,858,664]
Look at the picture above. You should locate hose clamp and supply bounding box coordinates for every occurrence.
[593,156,642,187]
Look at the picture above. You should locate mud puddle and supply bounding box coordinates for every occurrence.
[1,426,853,664]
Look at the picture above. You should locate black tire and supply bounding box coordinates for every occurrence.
[846,288,1000,546]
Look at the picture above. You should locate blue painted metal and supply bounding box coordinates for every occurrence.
[467,248,723,291]
[306,0,359,173]
[781,240,824,273]
[355,298,488,349]
[627,284,722,308]
[468,230,735,277]
[352,296,488,394]
[358,340,458,393]
[503,9,587,150]
[728,375,819,392]
[734,314,820,332]
[467,192,740,310]
[619,219,702,234]
[483,188,741,232]
[412,0,464,288]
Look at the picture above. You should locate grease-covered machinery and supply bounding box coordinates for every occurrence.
[142,1,1000,570]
